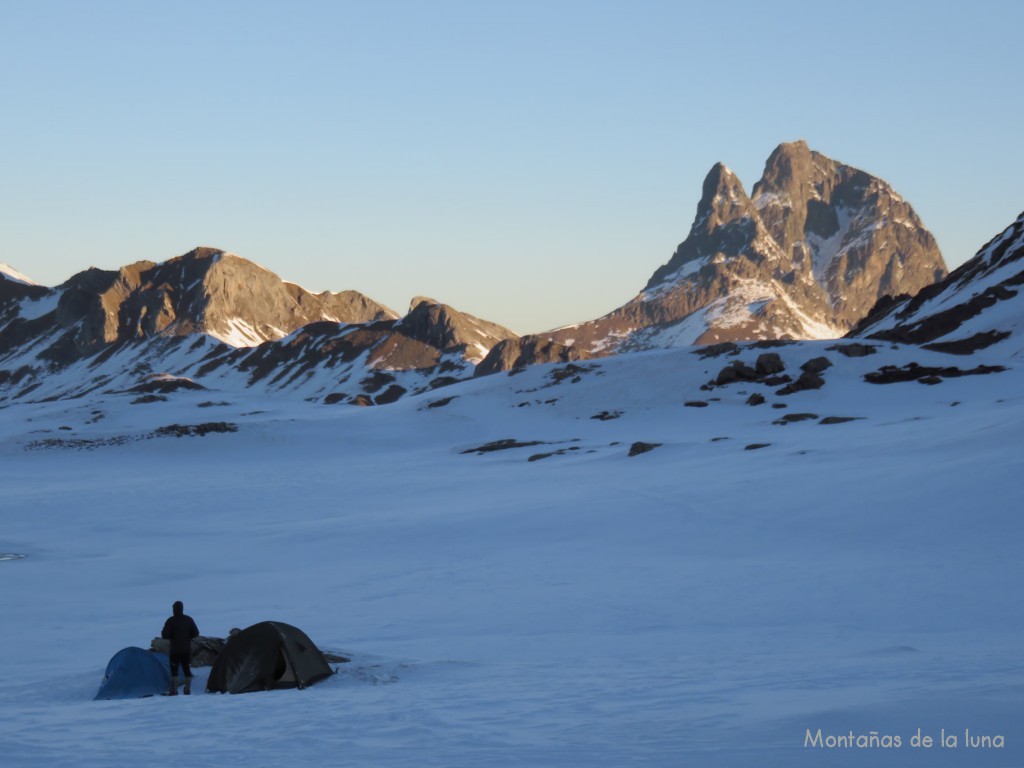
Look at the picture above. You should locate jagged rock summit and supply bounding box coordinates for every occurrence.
[479,141,946,373]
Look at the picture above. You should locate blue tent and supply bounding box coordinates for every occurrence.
[94,647,172,700]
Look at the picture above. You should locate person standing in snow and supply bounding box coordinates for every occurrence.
[161,600,199,695]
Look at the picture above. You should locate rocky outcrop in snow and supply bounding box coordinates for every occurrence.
[851,211,1024,355]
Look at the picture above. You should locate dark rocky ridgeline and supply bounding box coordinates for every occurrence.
[197,298,514,403]
[475,336,591,377]
[0,268,48,305]
[851,212,1024,354]
[512,141,946,369]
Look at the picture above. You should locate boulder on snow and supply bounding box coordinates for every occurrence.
[755,353,785,376]
[828,342,876,358]
[715,361,759,385]
[628,442,662,457]
[776,370,825,395]
[800,356,833,374]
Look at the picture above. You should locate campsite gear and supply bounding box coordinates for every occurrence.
[150,635,225,667]
[206,621,333,694]
[94,647,173,700]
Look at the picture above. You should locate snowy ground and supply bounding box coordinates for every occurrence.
[1,341,1022,767]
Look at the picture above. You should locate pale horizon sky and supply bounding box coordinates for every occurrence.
[2,1,1021,334]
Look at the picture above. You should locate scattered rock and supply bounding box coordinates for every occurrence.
[865,363,1006,384]
[922,330,1011,355]
[684,401,709,408]
[628,442,662,457]
[755,353,785,376]
[776,370,825,395]
[745,443,771,451]
[715,361,759,385]
[154,422,238,438]
[800,357,833,374]
[425,396,457,409]
[359,371,396,393]
[27,435,135,451]
[918,376,943,385]
[323,392,348,405]
[127,375,207,394]
[694,342,739,359]
[132,394,168,404]
[428,376,462,390]
[475,337,591,377]
[746,393,765,406]
[549,363,598,384]
[591,410,622,421]
[827,343,876,358]
[352,394,374,407]
[528,446,581,462]
[772,413,818,425]
[771,403,787,409]
[461,439,546,455]
[374,384,407,405]
[819,416,862,425]
[711,436,729,442]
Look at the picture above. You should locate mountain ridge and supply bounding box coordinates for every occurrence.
[477,141,946,374]
[0,144,971,403]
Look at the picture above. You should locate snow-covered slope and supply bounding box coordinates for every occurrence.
[0,263,37,285]
[1,330,1021,766]
[854,211,1024,359]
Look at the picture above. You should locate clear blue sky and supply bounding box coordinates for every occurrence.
[1,1,1021,334]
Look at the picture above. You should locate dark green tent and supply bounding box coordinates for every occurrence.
[206,621,333,694]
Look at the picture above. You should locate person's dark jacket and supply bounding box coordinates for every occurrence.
[162,605,200,656]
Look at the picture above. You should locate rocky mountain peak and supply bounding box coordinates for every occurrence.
[520,142,948,368]
[694,162,755,233]
[398,296,517,361]
[646,163,766,291]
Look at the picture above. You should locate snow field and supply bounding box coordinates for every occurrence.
[0,343,1022,766]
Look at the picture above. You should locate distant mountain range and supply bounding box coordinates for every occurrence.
[4,141,1016,407]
